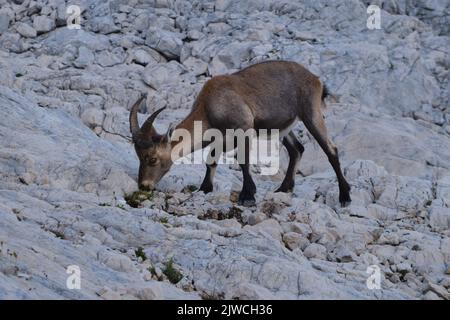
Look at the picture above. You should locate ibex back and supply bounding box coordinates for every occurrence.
[129,60,351,207]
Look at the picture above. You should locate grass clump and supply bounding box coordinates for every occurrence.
[135,247,147,261]
[163,259,183,284]
[183,185,198,193]
[99,203,111,207]
[149,266,163,281]
[159,217,169,224]
[125,190,154,208]
[149,266,157,277]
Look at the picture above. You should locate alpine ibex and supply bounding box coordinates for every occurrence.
[129,60,351,207]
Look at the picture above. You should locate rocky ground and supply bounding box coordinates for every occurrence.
[0,0,449,299]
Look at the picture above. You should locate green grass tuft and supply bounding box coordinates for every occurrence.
[184,185,198,192]
[125,190,154,208]
[135,247,147,261]
[163,259,183,284]
[159,217,169,224]
[116,203,126,210]
[149,266,163,281]
[99,203,111,207]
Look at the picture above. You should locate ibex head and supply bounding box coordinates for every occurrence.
[129,95,175,191]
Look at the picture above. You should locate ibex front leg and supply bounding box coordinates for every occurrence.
[199,147,222,194]
[237,137,256,207]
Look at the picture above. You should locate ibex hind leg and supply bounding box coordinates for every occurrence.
[301,103,351,207]
[275,131,304,193]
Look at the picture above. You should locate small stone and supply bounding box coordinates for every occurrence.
[214,219,241,229]
[208,42,252,76]
[90,16,120,34]
[98,250,136,273]
[444,125,450,135]
[81,108,105,128]
[247,212,266,226]
[187,29,203,40]
[97,287,122,300]
[74,46,94,69]
[214,0,231,11]
[377,232,400,245]
[303,243,327,260]
[263,192,292,206]
[0,13,11,33]
[429,206,450,230]
[142,61,184,89]
[389,274,401,283]
[396,262,413,274]
[145,27,183,59]
[252,219,283,241]
[423,290,441,300]
[289,222,312,237]
[282,232,303,250]
[427,283,450,300]
[334,245,355,263]
[251,44,273,58]
[15,22,37,38]
[33,16,55,34]
[143,272,153,281]
[183,57,208,76]
[207,22,232,34]
[96,47,126,67]
[292,31,316,41]
[132,49,154,66]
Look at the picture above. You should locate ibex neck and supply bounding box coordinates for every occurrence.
[170,107,209,160]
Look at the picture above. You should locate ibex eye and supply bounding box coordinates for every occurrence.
[148,158,157,164]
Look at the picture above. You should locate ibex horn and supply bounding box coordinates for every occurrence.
[140,106,167,138]
[129,95,146,141]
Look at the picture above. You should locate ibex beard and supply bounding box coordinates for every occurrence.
[129,60,351,207]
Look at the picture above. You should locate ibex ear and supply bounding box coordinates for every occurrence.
[164,123,176,142]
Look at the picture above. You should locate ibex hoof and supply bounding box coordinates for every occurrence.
[275,187,293,193]
[238,199,256,207]
[199,183,213,194]
[339,193,352,207]
[340,201,351,208]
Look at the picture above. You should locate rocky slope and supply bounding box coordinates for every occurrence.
[0,0,449,299]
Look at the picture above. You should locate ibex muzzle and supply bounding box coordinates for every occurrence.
[129,60,351,207]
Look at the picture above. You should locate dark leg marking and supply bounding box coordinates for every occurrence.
[276,132,304,193]
[199,147,221,194]
[199,163,216,194]
[237,136,256,206]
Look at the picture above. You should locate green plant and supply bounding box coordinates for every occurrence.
[149,266,163,281]
[159,217,169,224]
[185,185,198,192]
[163,259,183,284]
[116,203,126,210]
[99,203,111,207]
[135,247,147,261]
[50,230,66,240]
[125,190,154,208]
